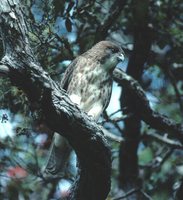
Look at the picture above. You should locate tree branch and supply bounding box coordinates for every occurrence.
[144,132,183,149]
[0,1,111,200]
[113,68,183,142]
[0,64,9,75]
[95,0,127,42]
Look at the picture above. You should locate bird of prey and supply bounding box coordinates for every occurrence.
[43,40,125,176]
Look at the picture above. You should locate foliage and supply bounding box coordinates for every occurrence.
[0,0,183,199]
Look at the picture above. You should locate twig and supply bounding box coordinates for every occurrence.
[112,188,140,200]
[112,114,133,122]
[103,111,123,133]
[101,127,124,143]
[109,109,122,117]
[140,190,153,200]
[113,68,183,143]
[140,149,174,169]
[112,188,152,200]
[144,132,183,149]
[95,0,127,42]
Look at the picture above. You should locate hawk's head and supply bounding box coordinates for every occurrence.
[86,40,125,72]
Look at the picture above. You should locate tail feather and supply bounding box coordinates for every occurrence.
[43,133,71,178]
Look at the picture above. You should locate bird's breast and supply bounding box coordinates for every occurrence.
[67,64,113,111]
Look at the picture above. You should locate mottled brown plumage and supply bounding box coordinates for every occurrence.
[43,41,125,175]
[61,40,124,118]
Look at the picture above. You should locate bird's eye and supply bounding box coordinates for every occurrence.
[111,48,118,53]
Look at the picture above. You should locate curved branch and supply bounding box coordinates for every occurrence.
[113,68,183,142]
[0,1,111,200]
[0,64,9,75]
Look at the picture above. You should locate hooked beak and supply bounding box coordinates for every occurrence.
[117,53,125,62]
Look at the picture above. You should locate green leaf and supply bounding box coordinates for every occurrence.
[139,147,153,164]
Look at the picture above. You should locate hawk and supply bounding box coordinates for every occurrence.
[43,41,125,176]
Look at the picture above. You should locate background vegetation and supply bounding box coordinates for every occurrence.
[0,0,182,199]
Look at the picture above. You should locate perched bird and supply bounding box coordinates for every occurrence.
[43,41,125,176]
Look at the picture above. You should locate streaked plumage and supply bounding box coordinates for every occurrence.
[43,41,125,175]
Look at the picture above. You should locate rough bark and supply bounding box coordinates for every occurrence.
[0,1,111,200]
[0,1,183,200]
[114,68,183,141]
